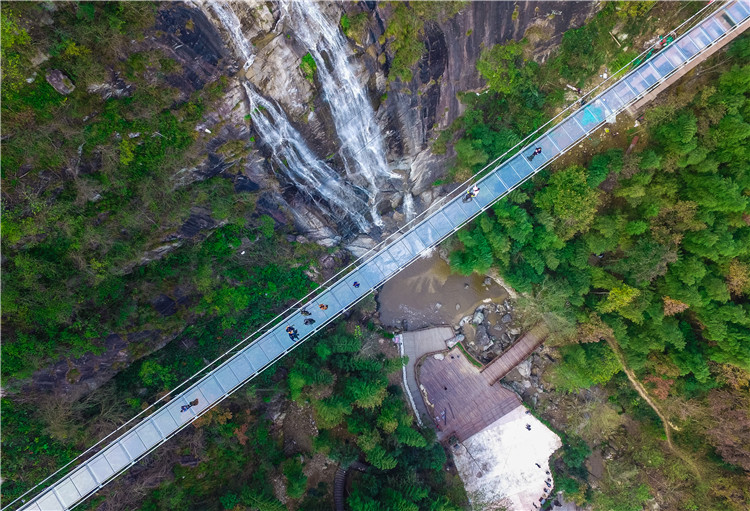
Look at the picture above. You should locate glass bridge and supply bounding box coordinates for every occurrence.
[12,1,750,509]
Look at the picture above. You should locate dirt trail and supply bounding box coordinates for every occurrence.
[606,339,702,481]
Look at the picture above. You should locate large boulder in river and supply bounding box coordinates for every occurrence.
[46,69,75,95]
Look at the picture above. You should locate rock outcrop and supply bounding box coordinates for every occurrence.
[45,69,75,95]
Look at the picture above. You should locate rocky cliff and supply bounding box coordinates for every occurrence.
[195,1,601,242]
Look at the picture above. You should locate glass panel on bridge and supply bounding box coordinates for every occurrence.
[89,453,115,483]
[497,162,521,188]
[388,239,414,268]
[717,9,737,28]
[474,173,507,208]
[137,420,162,450]
[197,375,224,403]
[511,151,538,177]
[638,63,660,88]
[244,344,268,373]
[675,33,700,58]
[700,18,725,39]
[373,248,401,277]
[272,327,295,350]
[330,279,358,308]
[462,191,482,215]
[215,362,241,392]
[413,219,439,247]
[726,1,750,22]
[166,400,190,426]
[400,231,427,257]
[548,124,577,153]
[56,478,82,507]
[649,52,676,76]
[228,350,256,380]
[688,27,711,52]
[512,150,537,174]
[359,258,387,287]
[120,431,147,460]
[183,387,209,416]
[442,199,471,226]
[70,468,97,500]
[573,103,605,132]
[103,443,130,473]
[561,116,585,140]
[662,45,686,67]
[152,407,178,438]
[595,91,622,116]
[36,492,64,511]
[260,334,285,360]
[427,211,454,240]
[345,267,375,291]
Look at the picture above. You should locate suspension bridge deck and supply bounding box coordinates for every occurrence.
[13,2,750,509]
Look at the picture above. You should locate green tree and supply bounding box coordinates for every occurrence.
[283,458,308,499]
[598,285,641,314]
[534,166,601,241]
[477,40,537,98]
[551,342,621,392]
[139,360,177,390]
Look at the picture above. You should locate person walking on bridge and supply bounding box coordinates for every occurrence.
[527,147,542,162]
[181,399,199,413]
[286,325,300,341]
[463,185,480,202]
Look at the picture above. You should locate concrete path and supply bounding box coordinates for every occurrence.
[400,327,454,424]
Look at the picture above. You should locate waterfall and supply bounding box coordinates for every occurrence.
[203,0,396,234]
[279,1,393,199]
[207,2,255,69]
[403,192,416,223]
[243,83,371,232]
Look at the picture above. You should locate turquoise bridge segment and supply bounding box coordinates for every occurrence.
[14,2,750,509]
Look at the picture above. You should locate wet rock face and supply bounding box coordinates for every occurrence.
[152,294,178,317]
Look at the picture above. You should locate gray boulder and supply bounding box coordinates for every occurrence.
[46,69,75,95]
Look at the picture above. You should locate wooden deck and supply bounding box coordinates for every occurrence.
[480,324,548,386]
[418,348,521,442]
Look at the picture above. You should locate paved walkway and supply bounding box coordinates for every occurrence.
[400,327,455,424]
[419,346,521,442]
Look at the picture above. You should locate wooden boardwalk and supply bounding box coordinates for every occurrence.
[480,324,548,386]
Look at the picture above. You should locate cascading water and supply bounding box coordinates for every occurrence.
[279,1,393,208]
[203,0,397,234]
[243,83,371,232]
[403,192,416,223]
[207,2,255,69]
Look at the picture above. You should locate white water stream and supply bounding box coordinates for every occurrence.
[280,0,393,224]
[207,2,255,69]
[203,0,396,233]
[243,84,371,232]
